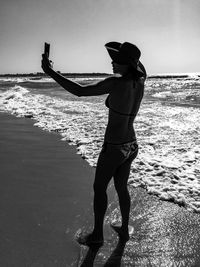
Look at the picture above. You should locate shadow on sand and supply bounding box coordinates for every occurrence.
[80,239,127,267]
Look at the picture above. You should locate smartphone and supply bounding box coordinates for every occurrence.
[44,42,50,58]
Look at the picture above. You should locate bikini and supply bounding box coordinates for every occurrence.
[103,95,138,160]
[105,95,136,117]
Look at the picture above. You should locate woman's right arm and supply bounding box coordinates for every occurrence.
[41,54,115,97]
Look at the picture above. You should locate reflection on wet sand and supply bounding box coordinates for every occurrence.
[79,245,100,267]
[104,240,127,267]
[109,187,200,266]
[78,186,200,266]
[79,239,127,267]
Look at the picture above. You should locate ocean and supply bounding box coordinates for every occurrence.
[0,74,200,213]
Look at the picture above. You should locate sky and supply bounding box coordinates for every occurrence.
[0,0,200,75]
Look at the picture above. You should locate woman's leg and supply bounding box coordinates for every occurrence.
[113,160,132,231]
[92,150,121,239]
[113,150,138,237]
[77,146,126,246]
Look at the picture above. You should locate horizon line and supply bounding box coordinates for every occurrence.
[0,71,199,78]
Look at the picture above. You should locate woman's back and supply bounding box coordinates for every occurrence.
[104,77,145,143]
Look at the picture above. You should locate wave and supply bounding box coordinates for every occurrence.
[0,82,200,213]
[0,85,107,165]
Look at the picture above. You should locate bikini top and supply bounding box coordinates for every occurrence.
[105,95,136,117]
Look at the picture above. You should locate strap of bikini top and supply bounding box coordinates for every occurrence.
[105,96,136,117]
[109,106,136,117]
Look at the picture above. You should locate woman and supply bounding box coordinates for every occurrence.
[41,41,146,247]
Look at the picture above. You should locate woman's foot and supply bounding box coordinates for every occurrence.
[76,232,104,248]
[110,223,134,241]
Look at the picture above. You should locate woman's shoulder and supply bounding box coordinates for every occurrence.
[102,75,120,85]
[137,77,145,87]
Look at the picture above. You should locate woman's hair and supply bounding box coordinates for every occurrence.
[125,65,147,81]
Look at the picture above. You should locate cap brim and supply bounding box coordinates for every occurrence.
[137,61,147,78]
[105,42,123,63]
[105,42,147,78]
[106,49,119,63]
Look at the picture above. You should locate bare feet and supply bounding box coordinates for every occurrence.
[110,223,134,241]
[76,232,104,248]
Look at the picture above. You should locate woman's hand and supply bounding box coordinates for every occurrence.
[41,54,53,75]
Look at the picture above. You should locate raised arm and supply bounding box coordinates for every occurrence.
[41,54,115,97]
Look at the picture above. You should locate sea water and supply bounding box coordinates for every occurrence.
[0,74,200,213]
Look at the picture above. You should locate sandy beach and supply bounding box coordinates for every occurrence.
[0,113,95,266]
[1,113,200,266]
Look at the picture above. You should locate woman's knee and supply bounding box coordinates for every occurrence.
[116,188,130,204]
[93,180,107,195]
[114,181,129,195]
[93,168,113,194]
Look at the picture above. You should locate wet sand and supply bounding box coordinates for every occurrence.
[0,113,95,266]
[1,113,200,267]
[109,187,200,266]
[79,190,200,266]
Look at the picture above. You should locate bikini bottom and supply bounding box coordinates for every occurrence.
[102,140,138,162]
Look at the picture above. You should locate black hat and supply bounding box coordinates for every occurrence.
[105,41,145,76]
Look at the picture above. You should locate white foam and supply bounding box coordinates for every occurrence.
[25,77,53,83]
[0,77,29,83]
[152,91,172,99]
[0,78,200,213]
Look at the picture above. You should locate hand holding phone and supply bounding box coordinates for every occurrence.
[44,42,50,58]
[42,42,53,74]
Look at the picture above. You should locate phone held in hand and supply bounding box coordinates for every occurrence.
[44,42,50,58]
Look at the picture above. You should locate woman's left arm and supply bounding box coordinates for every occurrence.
[41,54,115,97]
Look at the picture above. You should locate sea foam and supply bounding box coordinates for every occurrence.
[0,79,200,213]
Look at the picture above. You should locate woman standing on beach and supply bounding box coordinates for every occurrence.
[41,41,146,246]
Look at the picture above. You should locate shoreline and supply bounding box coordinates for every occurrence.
[1,112,200,266]
[0,113,95,266]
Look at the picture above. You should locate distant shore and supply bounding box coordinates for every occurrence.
[0,72,111,79]
[0,72,199,79]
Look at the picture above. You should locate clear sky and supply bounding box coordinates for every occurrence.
[1,0,200,75]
